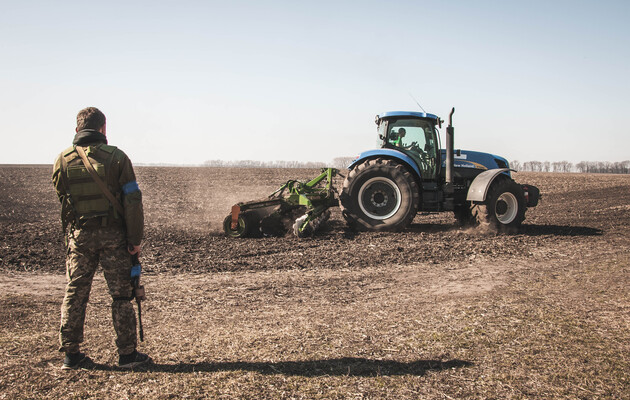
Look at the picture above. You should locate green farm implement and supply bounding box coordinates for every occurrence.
[223,168,338,238]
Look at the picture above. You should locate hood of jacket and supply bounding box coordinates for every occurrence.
[72,129,108,146]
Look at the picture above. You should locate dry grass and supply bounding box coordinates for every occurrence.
[1,251,628,399]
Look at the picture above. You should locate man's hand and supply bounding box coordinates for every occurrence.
[128,244,141,255]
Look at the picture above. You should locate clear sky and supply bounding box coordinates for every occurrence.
[1,0,628,165]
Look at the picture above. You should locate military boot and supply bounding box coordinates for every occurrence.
[61,351,88,370]
[118,350,151,369]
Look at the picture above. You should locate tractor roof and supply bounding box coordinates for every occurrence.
[378,111,439,121]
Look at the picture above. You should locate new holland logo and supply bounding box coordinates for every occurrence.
[454,161,488,170]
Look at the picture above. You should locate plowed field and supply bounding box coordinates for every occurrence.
[1,166,629,399]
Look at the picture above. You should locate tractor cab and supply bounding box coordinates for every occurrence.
[377,111,441,180]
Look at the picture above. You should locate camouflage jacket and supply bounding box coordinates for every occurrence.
[52,129,144,246]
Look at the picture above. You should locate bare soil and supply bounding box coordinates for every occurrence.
[0,165,629,399]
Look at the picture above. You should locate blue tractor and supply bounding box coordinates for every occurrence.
[340,108,540,233]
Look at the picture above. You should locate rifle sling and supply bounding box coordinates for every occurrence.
[75,145,125,216]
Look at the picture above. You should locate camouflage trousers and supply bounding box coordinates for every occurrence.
[60,226,137,355]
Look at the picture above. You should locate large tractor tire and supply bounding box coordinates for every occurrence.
[471,178,526,233]
[340,158,419,231]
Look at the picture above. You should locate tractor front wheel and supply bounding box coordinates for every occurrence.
[340,158,419,231]
[471,178,526,233]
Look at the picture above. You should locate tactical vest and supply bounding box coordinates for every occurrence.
[59,144,121,227]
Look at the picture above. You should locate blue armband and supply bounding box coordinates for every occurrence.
[131,264,142,278]
[122,181,140,195]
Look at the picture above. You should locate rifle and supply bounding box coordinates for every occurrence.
[130,246,145,342]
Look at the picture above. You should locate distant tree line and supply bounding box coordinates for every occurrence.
[203,157,357,169]
[203,158,630,174]
[512,160,630,174]
[203,159,327,168]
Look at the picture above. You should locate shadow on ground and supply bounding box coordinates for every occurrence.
[79,357,473,377]
[343,222,603,238]
[519,224,603,237]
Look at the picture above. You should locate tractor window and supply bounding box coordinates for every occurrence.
[387,118,437,178]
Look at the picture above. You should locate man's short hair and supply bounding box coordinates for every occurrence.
[76,107,106,131]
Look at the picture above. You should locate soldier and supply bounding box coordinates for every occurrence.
[52,107,151,370]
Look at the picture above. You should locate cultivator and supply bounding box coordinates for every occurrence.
[223,168,339,238]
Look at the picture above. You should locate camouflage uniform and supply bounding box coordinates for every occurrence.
[52,129,144,356]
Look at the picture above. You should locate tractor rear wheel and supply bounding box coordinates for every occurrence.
[340,158,419,231]
[471,178,526,233]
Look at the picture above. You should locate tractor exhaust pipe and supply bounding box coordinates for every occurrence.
[445,107,455,193]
